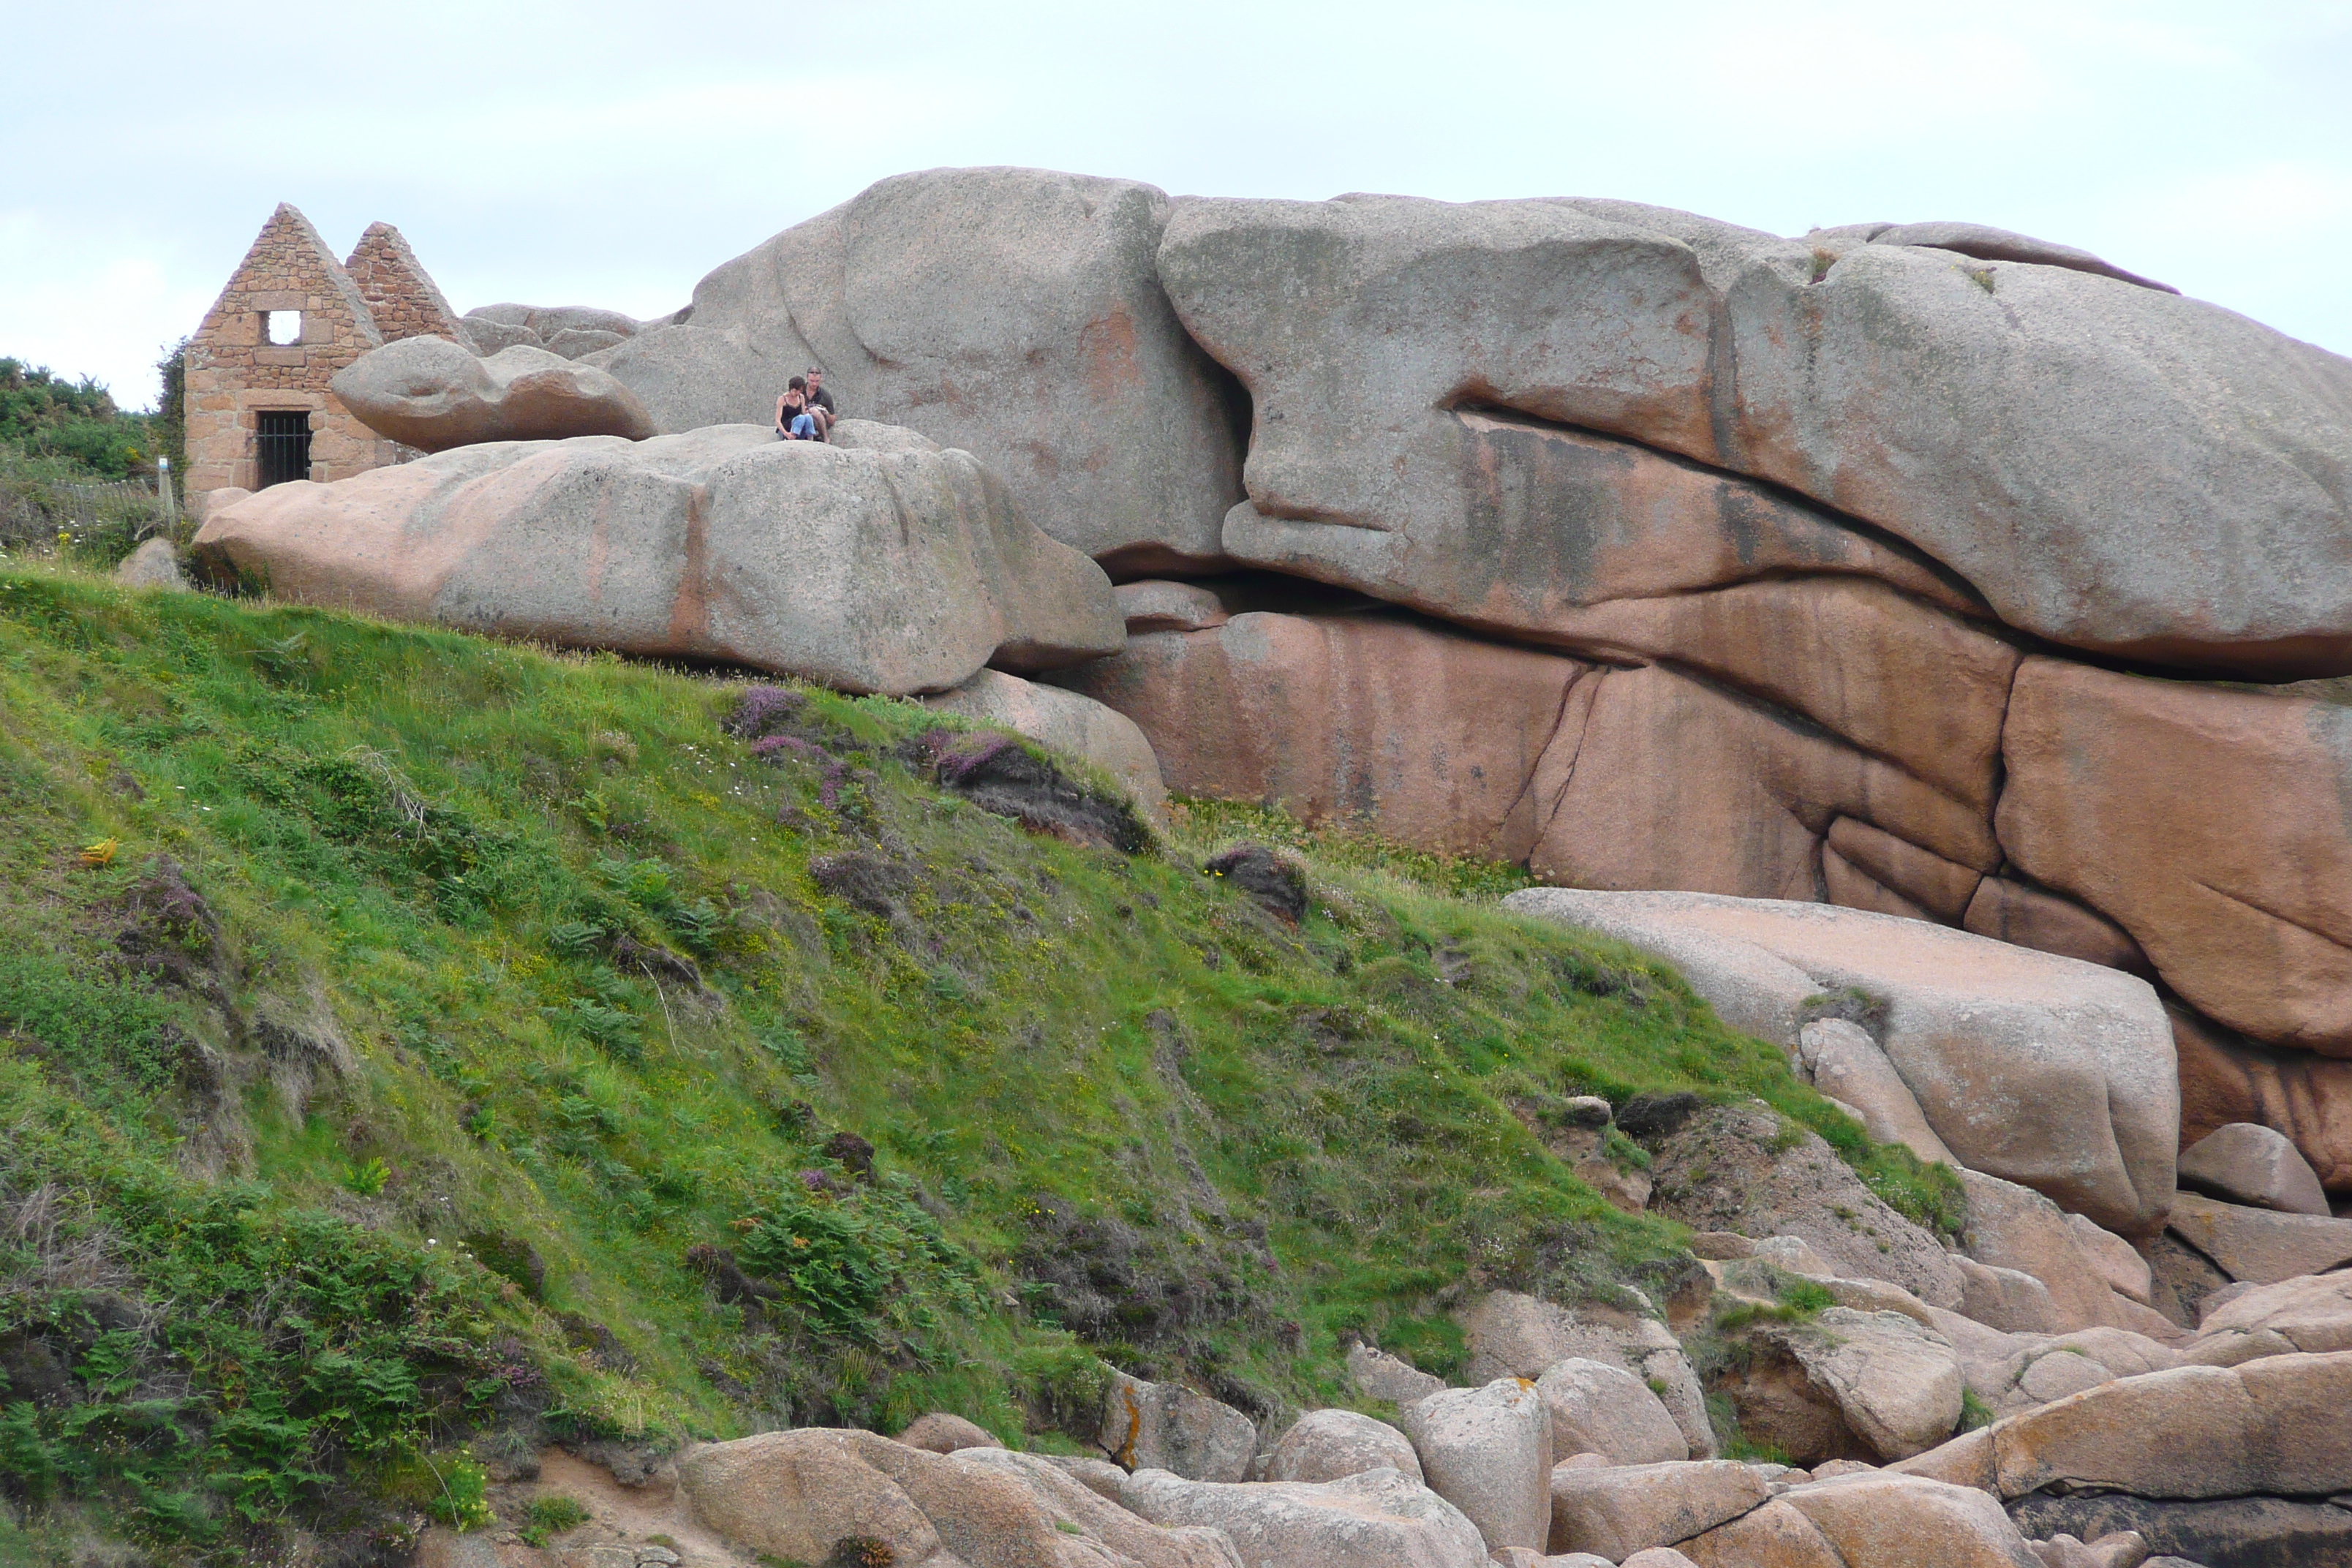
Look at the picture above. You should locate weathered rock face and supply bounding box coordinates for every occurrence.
[1217,427,2015,813]
[953,1448,1246,1567]
[1054,611,1590,859]
[1158,192,2352,676]
[1716,241,2352,676]
[1057,611,1999,900]
[1998,659,2352,1059]
[2171,1003,2352,1194]
[1928,1312,2185,1422]
[1679,1471,2048,1568]
[1117,578,1232,634]
[1346,1344,1447,1410]
[1120,1465,1488,1568]
[464,302,652,358]
[190,423,1122,697]
[1813,219,2179,293]
[600,167,1246,573]
[2009,1491,2352,1568]
[1955,1261,2072,1336]
[2195,1270,2352,1356]
[331,336,658,450]
[1506,889,2179,1234]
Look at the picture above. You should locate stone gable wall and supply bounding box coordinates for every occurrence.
[345,222,474,350]
[184,203,391,501]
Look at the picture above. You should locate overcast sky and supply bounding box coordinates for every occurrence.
[5,1,2348,410]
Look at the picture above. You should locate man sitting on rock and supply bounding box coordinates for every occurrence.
[775,379,821,442]
[804,366,837,436]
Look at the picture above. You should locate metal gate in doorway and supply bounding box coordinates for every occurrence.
[255,410,312,488]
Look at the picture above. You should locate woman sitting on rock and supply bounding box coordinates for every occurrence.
[775,378,822,441]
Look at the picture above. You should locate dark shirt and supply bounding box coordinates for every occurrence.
[806,384,837,415]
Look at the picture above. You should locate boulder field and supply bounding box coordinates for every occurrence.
[453,1324,2352,1567]
[251,166,2352,1193]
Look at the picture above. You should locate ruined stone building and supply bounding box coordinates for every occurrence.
[184,204,471,509]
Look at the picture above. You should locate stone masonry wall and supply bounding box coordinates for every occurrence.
[184,203,388,502]
[345,222,475,350]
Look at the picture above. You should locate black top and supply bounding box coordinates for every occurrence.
[806,384,837,415]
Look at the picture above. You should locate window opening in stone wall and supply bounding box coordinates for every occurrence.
[255,410,312,489]
[263,310,304,345]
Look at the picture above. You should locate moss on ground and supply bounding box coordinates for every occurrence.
[0,564,1931,1561]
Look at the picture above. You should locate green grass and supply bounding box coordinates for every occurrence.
[0,563,1926,1560]
[517,1492,589,1546]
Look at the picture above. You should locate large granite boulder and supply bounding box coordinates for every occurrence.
[2008,1491,2352,1568]
[1262,1409,1422,1485]
[190,423,1122,697]
[1346,1342,1447,1407]
[1503,889,2179,1234]
[1158,192,2352,676]
[1458,1291,1716,1460]
[1683,1471,2048,1568]
[1548,1460,1770,1560]
[331,335,657,450]
[598,167,1246,573]
[1714,236,2352,676]
[1120,1465,1488,1568]
[1927,1313,2184,1421]
[922,667,1169,827]
[464,302,649,355]
[1799,1017,1957,1166]
[1534,1357,1689,1466]
[1997,658,2352,1058]
[1398,1378,1553,1553]
[2162,1192,2352,1285]
[894,1411,1001,1454]
[1901,1350,2352,1504]
[2193,1271,2352,1357]
[1782,1308,1965,1460]
[1957,1171,2157,1332]
[676,1427,1244,1568]
[1098,1373,1256,1483]
[2176,1123,2332,1216]
[114,538,186,592]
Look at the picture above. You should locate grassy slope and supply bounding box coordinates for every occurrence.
[0,565,1950,1561]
